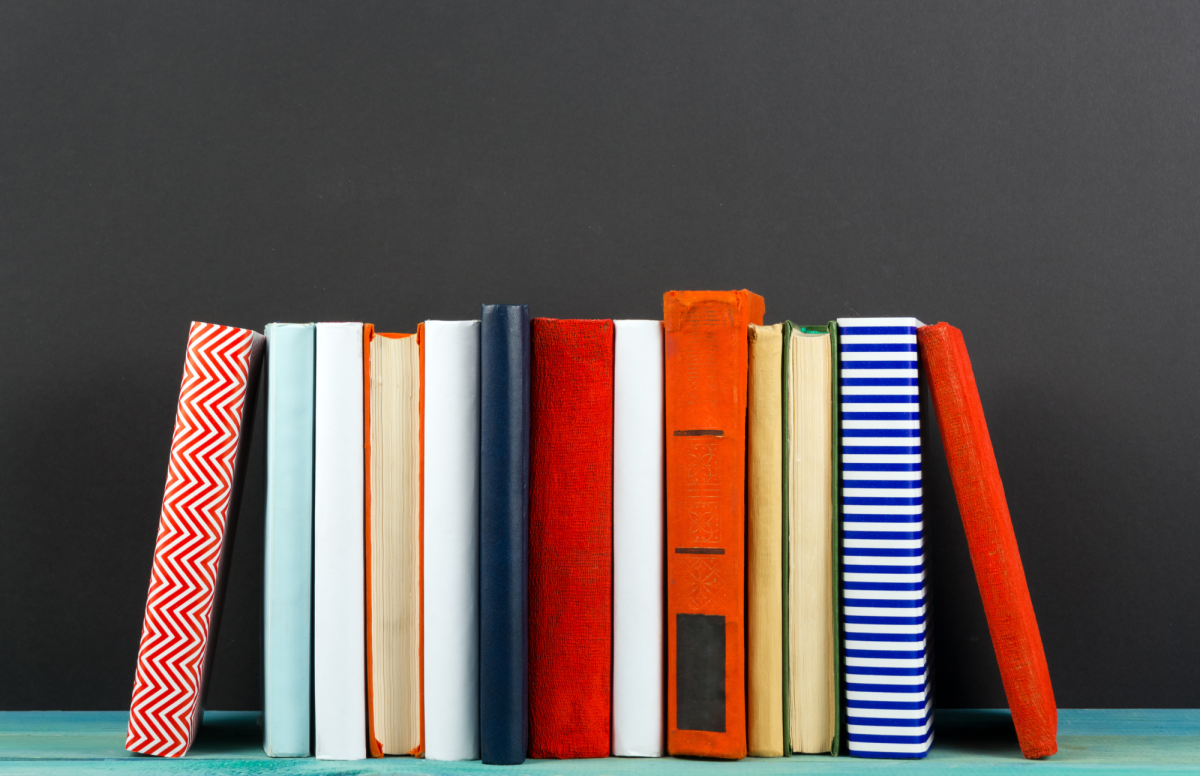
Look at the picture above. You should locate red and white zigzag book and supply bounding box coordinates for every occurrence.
[126,322,265,757]
[917,322,1057,759]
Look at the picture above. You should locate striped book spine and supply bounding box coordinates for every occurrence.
[836,318,931,759]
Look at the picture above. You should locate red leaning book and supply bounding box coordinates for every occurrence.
[663,290,764,760]
[918,322,1057,759]
[127,322,264,757]
[527,318,614,759]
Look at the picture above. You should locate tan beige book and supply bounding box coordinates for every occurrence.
[364,326,423,757]
[747,323,785,757]
[785,323,838,755]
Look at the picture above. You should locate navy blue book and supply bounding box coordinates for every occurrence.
[479,304,531,765]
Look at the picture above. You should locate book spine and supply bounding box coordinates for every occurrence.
[416,323,426,759]
[611,320,665,758]
[747,323,785,757]
[837,318,931,759]
[263,323,315,758]
[663,289,764,760]
[917,323,1057,759]
[127,322,262,758]
[365,331,423,756]
[479,304,531,765]
[423,320,482,761]
[527,319,614,759]
[314,322,367,761]
[363,325,380,758]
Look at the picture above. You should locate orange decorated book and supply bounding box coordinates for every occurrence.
[364,324,425,758]
[663,290,765,760]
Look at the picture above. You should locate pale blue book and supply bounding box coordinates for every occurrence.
[263,323,315,757]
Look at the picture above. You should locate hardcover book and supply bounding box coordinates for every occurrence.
[918,322,1057,759]
[663,289,764,760]
[782,322,840,755]
[314,322,367,761]
[527,318,615,759]
[837,317,931,759]
[422,320,482,761]
[364,325,424,757]
[127,322,264,758]
[479,304,531,765]
[611,320,665,758]
[746,323,785,757]
[262,323,314,758]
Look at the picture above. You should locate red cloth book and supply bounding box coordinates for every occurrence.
[126,322,264,757]
[527,318,615,759]
[918,322,1057,759]
[663,290,764,760]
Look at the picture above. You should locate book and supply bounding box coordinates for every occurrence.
[127,322,264,758]
[918,322,1057,759]
[527,318,614,759]
[783,322,840,755]
[314,322,367,761]
[663,289,764,760]
[364,325,423,757]
[422,320,482,761]
[611,319,665,758]
[479,304,531,765]
[837,317,931,759]
[746,323,785,757]
[262,323,315,758]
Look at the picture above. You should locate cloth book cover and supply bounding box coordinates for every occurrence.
[782,321,841,756]
[262,323,314,758]
[127,322,264,758]
[663,289,764,760]
[314,322,367,760]
[918,322,1057,759]
[746,323,785,757]
[422,320,482,761]
[837,317,932,759]
[527,318,614,759]
[611,320,665,758]
[479,304,531,765]
[363,324,424,758]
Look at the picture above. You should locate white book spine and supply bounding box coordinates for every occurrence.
[422,320,482,761]
[314,322,367,760]
[611,320,665,757]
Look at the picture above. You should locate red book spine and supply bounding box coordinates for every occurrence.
[918,322,1057,759]
[126,322,263,757]
[527,318,615,759]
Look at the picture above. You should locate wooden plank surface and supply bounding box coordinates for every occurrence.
[1,710,1199,773]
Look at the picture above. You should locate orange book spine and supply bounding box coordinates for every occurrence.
[415,322,426,758]
[663,290,764,760]
[363,324,383,758]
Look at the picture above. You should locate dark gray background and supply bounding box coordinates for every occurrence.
[1,0,1196,711]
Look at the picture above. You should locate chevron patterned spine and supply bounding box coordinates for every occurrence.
[126,322,256,758]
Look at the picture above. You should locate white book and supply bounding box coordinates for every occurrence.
[611,320,665,757]
[422,320,482,761]
[314,322,367,761]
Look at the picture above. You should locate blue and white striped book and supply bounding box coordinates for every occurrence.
[836,317,932,759]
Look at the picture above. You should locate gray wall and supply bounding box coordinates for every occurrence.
[2,1,1197,710]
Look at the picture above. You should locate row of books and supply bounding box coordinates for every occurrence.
[124,291,1057,763]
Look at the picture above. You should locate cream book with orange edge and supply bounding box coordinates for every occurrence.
[364,324,425,758]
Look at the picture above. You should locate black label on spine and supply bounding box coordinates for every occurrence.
[676,613,726,732]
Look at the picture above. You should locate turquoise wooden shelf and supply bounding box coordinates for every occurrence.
[1,710,1198,774]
